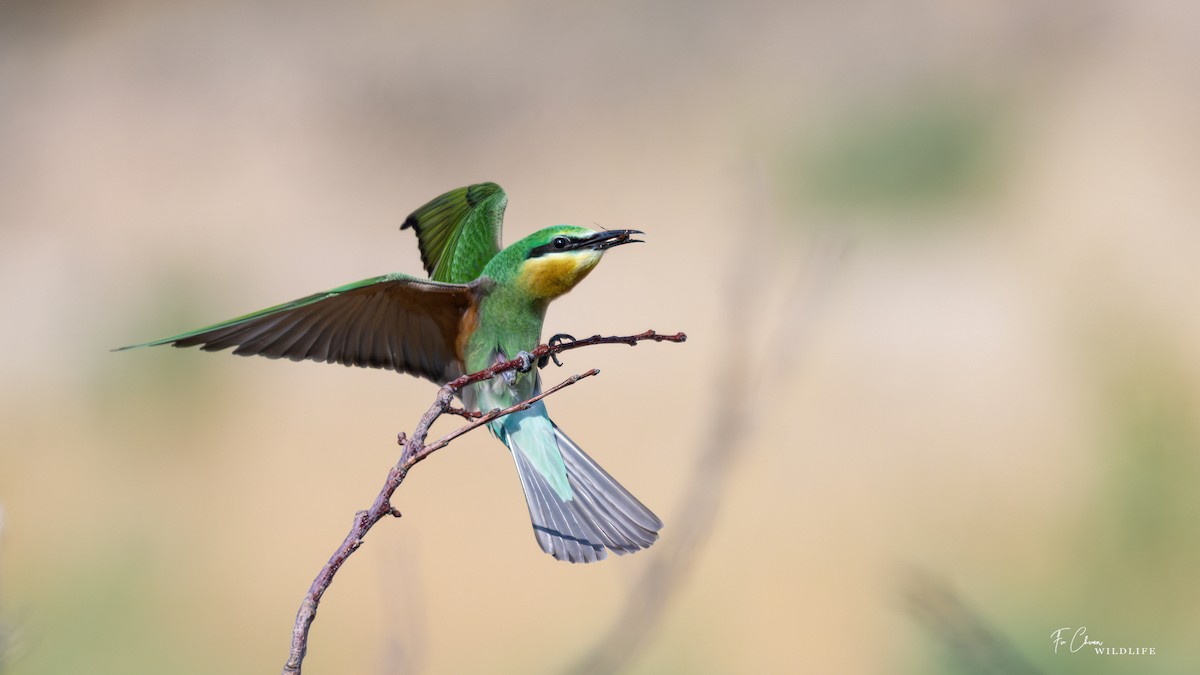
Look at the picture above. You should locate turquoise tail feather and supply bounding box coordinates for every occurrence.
[498,407,662,563]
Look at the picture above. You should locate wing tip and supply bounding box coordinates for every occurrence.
[111,338,174,352]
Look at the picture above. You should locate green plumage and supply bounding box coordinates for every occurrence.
[401,182,506,283]
[119,183,661,563]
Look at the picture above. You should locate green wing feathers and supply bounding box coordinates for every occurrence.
[401,182,506,283]
[117,274,481,384]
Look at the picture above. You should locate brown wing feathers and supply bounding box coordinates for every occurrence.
[159,276,481,384]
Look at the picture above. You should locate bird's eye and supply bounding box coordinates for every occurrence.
[552,236,569,249]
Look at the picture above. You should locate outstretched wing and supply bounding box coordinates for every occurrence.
[401,182,507,283]
[117,274,484,384]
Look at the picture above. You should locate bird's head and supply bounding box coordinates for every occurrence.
[487,226,643,300]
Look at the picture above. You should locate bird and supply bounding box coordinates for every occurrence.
[117,182,662,563]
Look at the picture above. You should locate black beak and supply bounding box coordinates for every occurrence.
[585,229,644,251]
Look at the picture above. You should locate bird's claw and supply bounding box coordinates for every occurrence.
[516,351,534,372]
[538,333,577,368]
[503,351,534,385]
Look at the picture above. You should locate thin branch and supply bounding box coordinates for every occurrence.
[442,406,484,421]
[442,329,684,395]
[282,330,685,675]
[419,369,600,458]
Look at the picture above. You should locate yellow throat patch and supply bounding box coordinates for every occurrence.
[519,250,602,299]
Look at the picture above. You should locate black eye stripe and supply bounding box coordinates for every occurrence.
[529,236,577,259]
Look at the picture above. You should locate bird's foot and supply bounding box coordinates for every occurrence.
[538,333,577,368]
[516,351,534,372]
[503,351,535,386]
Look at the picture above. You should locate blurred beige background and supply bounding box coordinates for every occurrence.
[2,1,1199,673]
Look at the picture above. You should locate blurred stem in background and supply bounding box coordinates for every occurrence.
[0,505,9,673]
[903,571,1043,675]
[569,87,1003,672]
[565,172,847,674]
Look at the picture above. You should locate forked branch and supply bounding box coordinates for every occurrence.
[282,330,686,675]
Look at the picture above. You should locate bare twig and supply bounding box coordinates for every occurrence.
[442,406,483,421]
[282,330,685,675]
[420,369,599,457]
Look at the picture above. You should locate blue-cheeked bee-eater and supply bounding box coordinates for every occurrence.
[119,183,661,563]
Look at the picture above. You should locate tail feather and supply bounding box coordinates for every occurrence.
[508,425,662,563]
[554,426,663,535]
[512,450,603,562]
